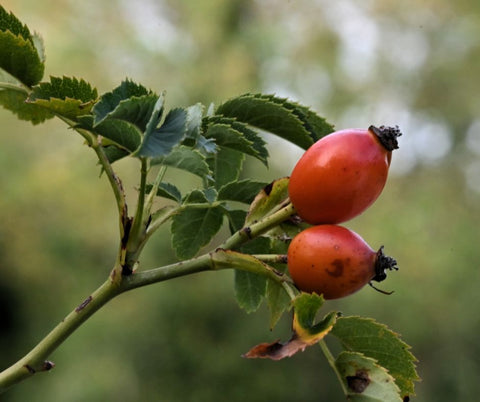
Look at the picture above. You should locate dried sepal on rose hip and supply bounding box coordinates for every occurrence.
[288,125,402,225]
[287,225,398,300]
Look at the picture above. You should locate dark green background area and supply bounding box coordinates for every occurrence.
[1,1,480,400]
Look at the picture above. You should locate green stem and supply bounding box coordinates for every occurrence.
[91,140,128,232]
[252,254,287,264]
[0,277,122,393]
[144,165,167,213]
[0,192,296,393]
[123,158,149,269]
[318,340,349,396]
[57,117,128,241]
[219,202,296,250]
[122,254,212,291]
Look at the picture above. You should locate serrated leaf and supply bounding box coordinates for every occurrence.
[331,316,419,399]
[205,123,257,155]
[230,236,272,313]
[171,203,224,259]
[94,119,142,152]
[93,79,153,126]
[207,146,245,190]
[234,270,267,313]
[152,145,210,178]
[226,209,247,234]
[27,76,98,120]
[30,76,97,103]
[255,94,334,143]
[204,116,268,165]
[150,182,182,203]
[137,107,187,158]
[97,93,158,132]
[245,177,289,225]
[217,180,268,204]
[216,94,314,150]
[0,87,53,124]
[210,249,283,312]
[102,145,130,164]
[336,351,402,401]
[266,272,291,329]
[0,6,31,41]
[0,30,44,87]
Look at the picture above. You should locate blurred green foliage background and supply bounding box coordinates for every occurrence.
[1,0,479,400]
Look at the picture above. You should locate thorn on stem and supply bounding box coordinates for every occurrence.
[42,361,55,371]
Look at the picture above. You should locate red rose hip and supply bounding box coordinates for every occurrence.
[287,225,397,299]
[288,126,401,224]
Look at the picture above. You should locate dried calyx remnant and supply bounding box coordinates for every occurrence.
[369,125,402,151]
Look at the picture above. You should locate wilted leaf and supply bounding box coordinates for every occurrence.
[245,177,289,225]
[331,316,419,399]
[335,351,402,401]
[244,293,337,360]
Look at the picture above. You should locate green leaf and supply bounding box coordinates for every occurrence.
[0,87,53,124]
[216,93,315,150]
[0,6,44,86]
[204,116,268,165]
[0,30,44,87]
[99,93,159,132]
[150,182,182,203]
[210,247,286,314]
[92,119,142,152]
[137,107,187,158]
[171,200,224,259]
[232,237,272,313]
[185,103,204,139]
[152,145,211,178]
[266,271,291,329]
[226,209,247,234]
[207,146,245,190]
[234,270,267,313]
[245,177,289,225]
[0,6,31,40]
[257,94,334,142]
[335,351,402,401]
[331,316,419,399]
[217,180,268,204]
[93,79,153,127]
[102,145,130,165]
[27,76,98,120]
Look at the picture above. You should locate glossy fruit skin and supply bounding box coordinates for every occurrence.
[288,126,400,224]
[287,225,378,299]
